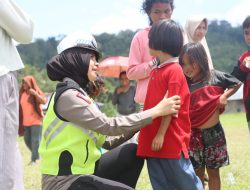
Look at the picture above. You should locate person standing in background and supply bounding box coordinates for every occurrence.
[19,76,46,165]
[112,71,137,116]
[231,15,250,132]
[0,0,34,189]
[112,71,138,144]
[127,0,174,109]
[184,16,214,70]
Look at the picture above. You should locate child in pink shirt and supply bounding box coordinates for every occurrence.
[127,0,174,107]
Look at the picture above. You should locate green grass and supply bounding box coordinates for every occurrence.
[19,112,250,190]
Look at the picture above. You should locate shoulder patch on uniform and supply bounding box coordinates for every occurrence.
[76,92,92,104]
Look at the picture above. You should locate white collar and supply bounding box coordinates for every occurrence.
[157,57,178,68]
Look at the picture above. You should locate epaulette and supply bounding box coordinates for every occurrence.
[54,78,82,121]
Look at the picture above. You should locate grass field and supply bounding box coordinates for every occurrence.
[19,112,250,190]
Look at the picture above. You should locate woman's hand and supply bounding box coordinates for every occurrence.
[29,89,47,104]
[151,95,180,119]
[29,88,37,96]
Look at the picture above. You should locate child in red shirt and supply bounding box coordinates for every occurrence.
[179,42,241,189]
[231,15,250,132]
[137,19,203,190]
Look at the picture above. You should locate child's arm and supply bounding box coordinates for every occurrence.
[219,83,241,108]
[151,115,171,151]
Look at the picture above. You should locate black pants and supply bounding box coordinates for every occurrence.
[68,143,144,190]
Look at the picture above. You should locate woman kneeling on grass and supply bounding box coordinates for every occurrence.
[39,31,181,190]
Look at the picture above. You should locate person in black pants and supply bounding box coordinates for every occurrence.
[69,143,143,190]
[40,31,181,190]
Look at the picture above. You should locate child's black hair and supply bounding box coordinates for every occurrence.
[179,42,211,82]
[243,15,250,29]
[119,71,127,79]
[148,19,183,57]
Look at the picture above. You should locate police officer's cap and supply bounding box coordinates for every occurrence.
[57,31,101,60]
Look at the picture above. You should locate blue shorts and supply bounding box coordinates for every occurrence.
[189,122,229,169]
[146,153,203,190]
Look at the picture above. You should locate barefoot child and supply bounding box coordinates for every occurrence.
[179,42,241,190]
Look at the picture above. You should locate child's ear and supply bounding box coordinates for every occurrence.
[192,62,198,70]
[192,62,196,69]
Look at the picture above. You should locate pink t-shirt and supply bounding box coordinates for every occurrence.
[127,27,154,104]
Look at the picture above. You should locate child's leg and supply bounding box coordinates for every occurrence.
[147,154,203,190]
[203,122,229,190]
[147,158,175,190]
[206,168,220,190]
[195,167,206,186]
[189,128,206,186]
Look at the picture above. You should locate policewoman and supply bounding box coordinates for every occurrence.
[39,31,181,190]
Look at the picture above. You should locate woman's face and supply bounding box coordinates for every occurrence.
[193,21,207,41]
[181,54,201,82]
[149,3,173,24]
[87,55,99,81]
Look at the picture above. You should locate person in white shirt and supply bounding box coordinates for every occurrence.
[0,0,34,189]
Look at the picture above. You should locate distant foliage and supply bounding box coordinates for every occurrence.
[16,20,247,114]
[206,20,246,72]
[17,64,56,92]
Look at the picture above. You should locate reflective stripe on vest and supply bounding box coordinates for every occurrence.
[44,117,97,148]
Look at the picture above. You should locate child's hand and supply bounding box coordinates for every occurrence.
[243,56,250,68]
[151,134,164,151]
[219,94,227,108]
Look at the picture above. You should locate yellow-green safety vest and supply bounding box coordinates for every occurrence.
[39,94,106,175]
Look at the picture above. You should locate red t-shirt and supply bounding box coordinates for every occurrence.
[239,51,250,112]
[137,60,191,159]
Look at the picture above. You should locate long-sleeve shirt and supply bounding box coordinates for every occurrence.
[127,27,154,104]
[56,88,152,136]
[0,0,34,76]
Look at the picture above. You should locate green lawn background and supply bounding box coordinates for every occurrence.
[19,112,250,190]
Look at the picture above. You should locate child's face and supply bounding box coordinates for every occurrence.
[149,3,172,24]
[119,74,129,87]
[181,54,201,82]
[244,27,250,45]
[193,21,207,41]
